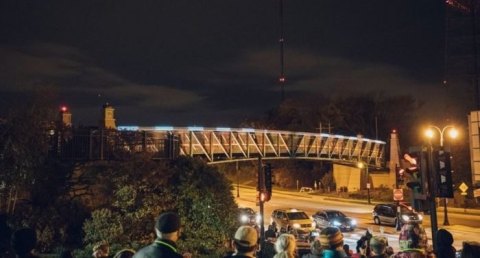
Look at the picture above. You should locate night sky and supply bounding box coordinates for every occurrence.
[0,1,464,128]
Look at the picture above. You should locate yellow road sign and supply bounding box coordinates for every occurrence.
[459,182,469,193]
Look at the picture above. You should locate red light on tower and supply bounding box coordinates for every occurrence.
[279,76,286,83]
[60,106,68,112]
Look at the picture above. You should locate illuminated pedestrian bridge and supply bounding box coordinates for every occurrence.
[117,126,385,167]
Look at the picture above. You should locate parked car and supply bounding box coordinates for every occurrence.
[372,203,423,227]
[271,208,315,237]
[238,207,261,226]
[312,210,357,232]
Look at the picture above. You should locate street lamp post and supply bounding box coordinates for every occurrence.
[425,125,458,226]
[236,161,240,198]
[358,161,371,204]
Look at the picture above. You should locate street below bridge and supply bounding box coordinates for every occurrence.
[234,185,480,252]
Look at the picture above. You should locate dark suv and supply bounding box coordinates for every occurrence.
[372,203,423,227]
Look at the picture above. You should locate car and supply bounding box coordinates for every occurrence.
[238,207,261,226]
[270,208,315,236]
[372,203,423,227]
[312,210,357,232]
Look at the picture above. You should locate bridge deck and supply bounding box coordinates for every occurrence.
[118,126,386,167]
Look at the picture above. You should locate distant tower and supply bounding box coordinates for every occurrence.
[389,130,401,188]
[59,106,72,127]
[101,103,116,129]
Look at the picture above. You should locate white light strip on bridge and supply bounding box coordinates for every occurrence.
[241,128,255,132]
[187,126,204,131]
[215,127,231,132]
[117,126,139,131]
[154,126,174,131]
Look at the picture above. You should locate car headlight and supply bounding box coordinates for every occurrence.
[333,221,341,226]
[293,223,301,229]
[351,219,357,225]
[240,215,248,223]
[402,215,410,221]
[418,214,423,221]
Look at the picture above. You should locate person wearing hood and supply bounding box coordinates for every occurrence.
[435,229,455,258]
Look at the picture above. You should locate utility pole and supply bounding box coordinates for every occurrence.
[426,145,439,251]
[278,0,286,101]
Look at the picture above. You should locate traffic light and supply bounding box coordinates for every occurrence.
[434,149,453,198]
[264,163,273,202]
[404,153,422,192]
[396,165,405,186]
[403,151,426,200]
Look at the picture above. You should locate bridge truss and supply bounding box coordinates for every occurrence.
[118,126,386,167]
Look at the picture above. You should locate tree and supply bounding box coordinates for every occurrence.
[81,156,238,257]
[0,91,56,214]
[259,91,422,147]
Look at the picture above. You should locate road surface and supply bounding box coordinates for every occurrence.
[234,185,480,251]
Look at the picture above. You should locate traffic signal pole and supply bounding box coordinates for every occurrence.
[257,157,265,256]
[426,145,439,251]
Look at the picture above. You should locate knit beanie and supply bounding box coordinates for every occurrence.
[319,227,344,249]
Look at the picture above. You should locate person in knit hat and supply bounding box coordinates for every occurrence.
[435,229,455,258]
[392,222,434,258]
[274,234,296,258]
[133,211,185,258]
[319,227,348,258]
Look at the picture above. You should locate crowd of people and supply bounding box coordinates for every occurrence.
[1,211,480,258]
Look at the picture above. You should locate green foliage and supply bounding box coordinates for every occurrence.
[83,209,123,245]
[112,185,137,212]
[80,156,238,257]
[167,157,238,255]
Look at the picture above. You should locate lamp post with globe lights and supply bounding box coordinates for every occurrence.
[424,125,458,226]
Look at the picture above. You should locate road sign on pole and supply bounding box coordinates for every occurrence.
[474,188,480,198]
[393,188,404,201]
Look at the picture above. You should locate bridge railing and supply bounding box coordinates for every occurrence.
[117,126,386,167]
[52,126,385,168]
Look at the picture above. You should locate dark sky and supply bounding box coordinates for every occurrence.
[0,0,463,128]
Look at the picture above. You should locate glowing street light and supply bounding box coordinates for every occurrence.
[424,125,458,226]
[425,126,458,147]
[357,161,371,204]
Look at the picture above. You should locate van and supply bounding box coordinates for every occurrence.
[372,203,423,227]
